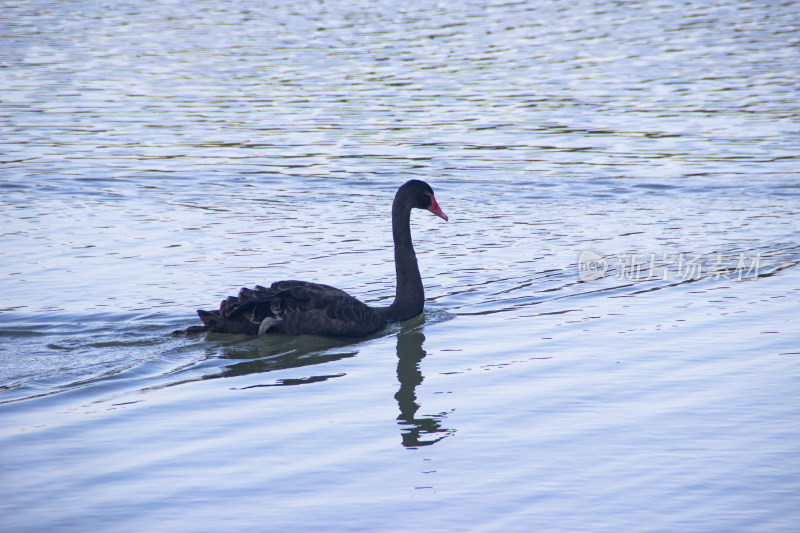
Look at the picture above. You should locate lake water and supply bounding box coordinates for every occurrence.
[2,1,799,531]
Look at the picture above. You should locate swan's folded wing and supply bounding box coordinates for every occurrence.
[197,280,386,337]
[269,281,386,337]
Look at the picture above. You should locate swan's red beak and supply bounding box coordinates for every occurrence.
[428,194,448,221]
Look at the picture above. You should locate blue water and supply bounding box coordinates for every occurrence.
[2,1,799,532]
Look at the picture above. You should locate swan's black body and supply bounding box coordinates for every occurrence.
[187,180,447,337]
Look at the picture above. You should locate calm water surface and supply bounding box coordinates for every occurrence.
[2,1,799,532]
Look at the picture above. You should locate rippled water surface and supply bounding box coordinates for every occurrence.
[2,1,799,532]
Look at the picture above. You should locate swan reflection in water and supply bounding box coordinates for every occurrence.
[206,320,454,448]
[394,329,455,448]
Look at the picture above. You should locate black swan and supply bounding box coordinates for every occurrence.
[183,180,448,337]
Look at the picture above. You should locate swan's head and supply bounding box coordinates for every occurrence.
[400,180,449,221]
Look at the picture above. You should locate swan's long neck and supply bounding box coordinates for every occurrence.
[389,198,424,321]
